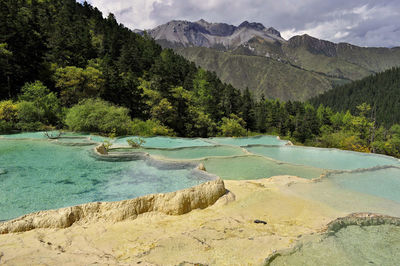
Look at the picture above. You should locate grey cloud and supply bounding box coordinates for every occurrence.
[84,0,400,47]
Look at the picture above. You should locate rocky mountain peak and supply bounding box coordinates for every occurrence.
[266,27,281,37]
[195,19,236,36]
[148,19,285,49]
[238,21,266,31]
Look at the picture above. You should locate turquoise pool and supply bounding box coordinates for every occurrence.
[247,145,400,170]
[1,132,400,222]
[269,224,400,266]
[113,136,213,148]
[0,139,214,221]
[207,135,287,146]
[326,167,400,203]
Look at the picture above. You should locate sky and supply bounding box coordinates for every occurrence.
[80,0,400,47]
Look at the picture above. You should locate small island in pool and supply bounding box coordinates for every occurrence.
[1,132,400,264]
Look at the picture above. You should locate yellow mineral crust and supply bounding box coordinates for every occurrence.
[0,176,346,265]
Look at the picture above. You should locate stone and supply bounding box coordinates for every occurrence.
[96,144,108,155]
[197,163,206,171]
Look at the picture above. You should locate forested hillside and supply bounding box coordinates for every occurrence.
[0,0,249,137]
[311,67,400,126]
[177,47,333,100]
[148,20,400,101]
[1,0,399,158]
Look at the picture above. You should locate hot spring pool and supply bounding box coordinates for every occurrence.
[246,145,400,170]
[268,223,400,265]
[0,139,214,221]
[1,132,400,222]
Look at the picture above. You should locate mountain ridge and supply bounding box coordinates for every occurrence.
[141,19,400,101]
[146,19,284,49]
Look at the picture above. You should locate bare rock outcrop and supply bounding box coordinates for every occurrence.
[0,179,226,234]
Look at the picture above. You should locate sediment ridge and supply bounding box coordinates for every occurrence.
[0,178,226,234]
[264,212,400,265]
[324,212,400,233]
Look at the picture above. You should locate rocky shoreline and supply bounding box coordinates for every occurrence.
[0,178,226,234]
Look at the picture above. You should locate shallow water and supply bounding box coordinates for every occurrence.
[326,167,400,203]
[269,224,400,266]
[0,131,112,142]
[0,140,213,220]
[111,146,246,160]
[208,135,286,146]
[201,155,325,180]
[114,136,213,148]
[1,133,400,223]
[247,145,400,170]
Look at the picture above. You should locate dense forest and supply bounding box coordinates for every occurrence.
[0,0,399,158]
[311,67,400,126]
[0,0,248,137]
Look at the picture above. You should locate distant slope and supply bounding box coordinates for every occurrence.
[178,47,332,101]
[284,35,400,78]
[311,67,400,126]
[147,20,400,101]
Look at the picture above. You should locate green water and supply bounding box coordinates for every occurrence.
[201,155,325,180]
[0,131,65,139]
[208,135,286,146]
[326,167,400,203]
[0,140,214,221]
[268,224,400,266]
[114,136,213,148]
[111,146,246,160]
[247,145,400,170]
[0,131,112,143]
[2,132,400,230]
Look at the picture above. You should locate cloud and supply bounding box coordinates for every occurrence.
[84,0,163,29]
[81,0,400,47]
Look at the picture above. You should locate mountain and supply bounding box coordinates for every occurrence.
[148,19,284,49]
[311,67,400,126]
[146,20,400,101]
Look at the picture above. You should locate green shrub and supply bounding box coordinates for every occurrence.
[218,114,247,137]
[0,120,14,133]
[0,100,18,133]
[17,101,45,124]
[16,121,45,132]
[19,81,61,126]
[130,119,175,136]
[127,137,146,148]
[65,98,132,136]
[102,140,113,151]
[0,100,18,122]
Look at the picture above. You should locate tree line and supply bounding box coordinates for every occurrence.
[0,0,399,158]
[0,0,248,137]
[311,67,400,127]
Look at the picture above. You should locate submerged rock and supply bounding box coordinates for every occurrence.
[0,169,7,175]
